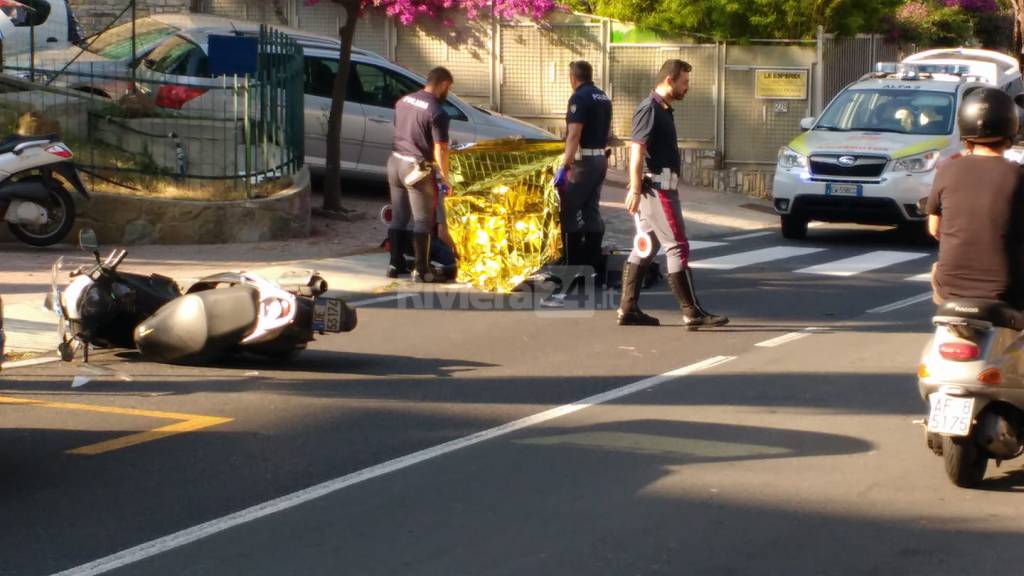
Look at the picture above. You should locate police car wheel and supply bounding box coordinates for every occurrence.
[780,215,808,240]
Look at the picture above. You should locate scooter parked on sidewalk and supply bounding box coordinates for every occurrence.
[45,229,357,364]
[917,299,1024,487]
[0,133,89,246]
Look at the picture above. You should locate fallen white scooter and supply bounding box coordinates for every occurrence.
[918,298,1024,487]
[0,133,88,246]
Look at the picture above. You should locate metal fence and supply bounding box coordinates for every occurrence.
[0,25,304,200]
[823,34,909,105]
[197,2,903,166]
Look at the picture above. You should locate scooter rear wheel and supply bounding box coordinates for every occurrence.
[8,182,75,247]
[943,434,987,488]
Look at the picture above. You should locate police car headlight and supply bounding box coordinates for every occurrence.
[777,147,807,169]
[892,150,940,173]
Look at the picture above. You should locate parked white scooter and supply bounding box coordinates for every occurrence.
[0,133,88,246]
[918,298,1024,487]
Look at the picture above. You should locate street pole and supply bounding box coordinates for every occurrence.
[131,0,137,92]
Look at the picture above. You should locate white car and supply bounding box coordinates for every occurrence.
[773,49,1023,239]
[131,15,556,181]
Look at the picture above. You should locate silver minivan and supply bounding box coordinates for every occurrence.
[130,15,555,180]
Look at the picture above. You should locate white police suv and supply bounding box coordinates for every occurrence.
[773,49,1023,239]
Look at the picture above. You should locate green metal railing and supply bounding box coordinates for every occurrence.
[0,25,305,201]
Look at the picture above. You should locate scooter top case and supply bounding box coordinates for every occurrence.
[134,285,259,363]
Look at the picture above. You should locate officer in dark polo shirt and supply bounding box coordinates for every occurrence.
[617,59,728,329]
[386,66,453,283]
[927,87,1024,307]
[555,60,612,277]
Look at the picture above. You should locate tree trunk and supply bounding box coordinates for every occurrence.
[323,0,360,212]
[1014,0,1024,76]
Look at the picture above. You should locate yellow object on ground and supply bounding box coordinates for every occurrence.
[446,139,564,293]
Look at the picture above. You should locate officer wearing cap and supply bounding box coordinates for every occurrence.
[386,66,453,283]
[617,59,728,329]
[554,60,612,277]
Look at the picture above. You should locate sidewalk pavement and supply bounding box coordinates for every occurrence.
[0,170,777,366]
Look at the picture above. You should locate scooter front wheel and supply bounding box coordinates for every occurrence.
[8,183,76,247]
[943,434,987,488]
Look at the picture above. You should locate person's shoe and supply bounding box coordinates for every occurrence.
[386,265,409,279]
[682,312,729,330]
[617,308,660,326]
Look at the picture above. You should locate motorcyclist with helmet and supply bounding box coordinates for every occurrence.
[926,87,1024,307]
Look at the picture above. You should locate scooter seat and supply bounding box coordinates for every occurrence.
[0,133,57,155]
[936,299,1024,330]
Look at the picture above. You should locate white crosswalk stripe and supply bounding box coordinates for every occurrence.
[795,250,930,277]
[691,246,826,270]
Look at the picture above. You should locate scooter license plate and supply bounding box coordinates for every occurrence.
[313,297,345,333]
[927,394,975,436]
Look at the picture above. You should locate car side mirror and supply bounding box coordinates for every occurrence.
[799,116,815,131]
[79,228,99,254]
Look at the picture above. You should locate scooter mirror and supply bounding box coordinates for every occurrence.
[79,228,99,254]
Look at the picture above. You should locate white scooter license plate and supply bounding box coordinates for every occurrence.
[927,394,975,436]
[312,297,345,333]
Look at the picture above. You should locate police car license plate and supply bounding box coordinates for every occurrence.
[312,297,345,333]
[927,394,974,436]
[826,183,862,197]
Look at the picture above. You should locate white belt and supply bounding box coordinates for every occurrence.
[644,169,678,190]
[392,152,429,165]
[575,148,606,160]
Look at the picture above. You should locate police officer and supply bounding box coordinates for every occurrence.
[386,66,453,283]
[555,60,612,276]
[618,59,728,329]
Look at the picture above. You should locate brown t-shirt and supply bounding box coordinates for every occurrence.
[926,155,1024,305]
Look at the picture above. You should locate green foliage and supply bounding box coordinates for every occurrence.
[592,0,902,40]
[892,0,1008,49]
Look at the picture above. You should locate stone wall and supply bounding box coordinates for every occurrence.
[69,0,193,35]
[0,167,312,245]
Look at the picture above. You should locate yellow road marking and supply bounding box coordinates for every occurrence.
[0,395,233,455]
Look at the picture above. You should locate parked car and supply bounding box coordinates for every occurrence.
[127,15,556,181]
[3,13,200,97]
[0,0,84,55]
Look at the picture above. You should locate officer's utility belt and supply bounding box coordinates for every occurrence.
[643,168,679,191]
[575,147,608,161]
[393,152,435,186]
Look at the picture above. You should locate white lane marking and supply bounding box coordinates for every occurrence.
[347,294,416,308]
[755,328,819,348]
[691,246,825,270]
[867,291,934,314]
[723,230,774,241]
[795,250,929,277]
[53,355,737,576]
[657,240,726,255]
[906,272,931,283]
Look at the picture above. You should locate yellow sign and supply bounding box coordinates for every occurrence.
[755,69,808,100]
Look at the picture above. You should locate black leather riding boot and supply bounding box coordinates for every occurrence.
[617,262,660,326]
[387,229,410,278]
[667,268,729,330]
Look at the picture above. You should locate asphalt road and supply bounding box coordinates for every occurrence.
[5,214,1018,576]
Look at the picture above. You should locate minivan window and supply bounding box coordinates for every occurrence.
[353,63,420,109]
[815,89,955,136]
[144,36,210,77]
[86,19,180,60]
[2,0,50,27]
[303,55,364,101]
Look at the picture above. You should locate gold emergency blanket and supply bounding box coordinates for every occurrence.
[446,139,564,293]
